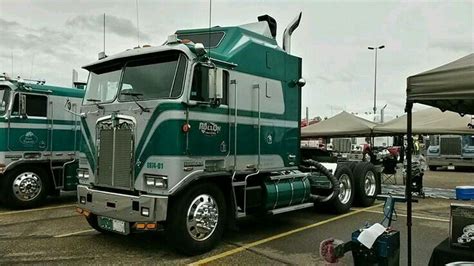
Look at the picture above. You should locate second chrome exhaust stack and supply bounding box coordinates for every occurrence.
[282,12,302,54]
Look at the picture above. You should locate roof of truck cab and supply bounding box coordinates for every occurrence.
[175,24,293,81]
[84,22,299,81]
[82,45,193,70]
[15,82,84,98]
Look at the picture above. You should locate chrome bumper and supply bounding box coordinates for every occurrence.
[427,157,474,167]
[77,185,168,222]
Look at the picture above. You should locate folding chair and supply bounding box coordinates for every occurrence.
[382,157,398,185]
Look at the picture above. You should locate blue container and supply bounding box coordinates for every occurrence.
[351,229,400,266]
[456,186,474,200]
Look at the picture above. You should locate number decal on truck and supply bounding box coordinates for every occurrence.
[146,162,164,169]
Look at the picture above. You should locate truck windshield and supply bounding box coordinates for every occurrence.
[118,53,186,101]
[84,66,122,104]
[0,86,10,115]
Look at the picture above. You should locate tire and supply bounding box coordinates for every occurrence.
[428,165,437,171]
[341,161,358,172]
[3,167,49,209]
[353,162,380,207]
[327,165,354,214]
[166,182,226,255]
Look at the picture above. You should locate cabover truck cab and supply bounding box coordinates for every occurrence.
[77,14,379,254]
[427,135,474,170]
[0,76,84,208]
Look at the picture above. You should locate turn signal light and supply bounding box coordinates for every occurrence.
[76,208,90,217]
[182,123,191,133]
[146,223,157,230]
[135,222,157,230]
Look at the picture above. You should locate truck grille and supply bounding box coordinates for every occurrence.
[333,138,352,153]
[440,137,461,156]
[96,118,134,190]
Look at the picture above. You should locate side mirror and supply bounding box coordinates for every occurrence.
[19,94,27,118]
[208,68,223,106]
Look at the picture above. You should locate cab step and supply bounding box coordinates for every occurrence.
[268,202,314,215]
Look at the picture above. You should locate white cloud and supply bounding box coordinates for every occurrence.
[0,0,471,119]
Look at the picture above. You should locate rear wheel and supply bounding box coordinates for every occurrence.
[328,165,354,214]
[4,167,49,209]
[428,165,437,171]
[353,162,380,207]
[166,182,226,255]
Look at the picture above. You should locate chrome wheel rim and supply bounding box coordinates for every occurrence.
[186,194,219,241]
[338,174,352,204]
[12,172,42,201]
[364,171,377,197]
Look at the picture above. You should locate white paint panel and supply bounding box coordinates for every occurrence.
[228,71,285,115]
[0,123,77,130]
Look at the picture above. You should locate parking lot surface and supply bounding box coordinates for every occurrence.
[0,192,454,265]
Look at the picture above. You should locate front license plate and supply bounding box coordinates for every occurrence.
[448,165,455,170]
[98,216,129,234]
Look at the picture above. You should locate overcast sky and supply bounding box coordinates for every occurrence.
[0,0,472,119]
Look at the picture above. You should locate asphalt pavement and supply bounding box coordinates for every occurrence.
[0,194,456,265]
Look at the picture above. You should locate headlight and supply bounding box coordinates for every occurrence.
[144,174,168,189]
[77,168,90,179]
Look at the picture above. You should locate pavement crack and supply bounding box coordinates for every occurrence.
[0,214,78,227]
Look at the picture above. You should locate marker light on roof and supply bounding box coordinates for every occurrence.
[167,34,179,44]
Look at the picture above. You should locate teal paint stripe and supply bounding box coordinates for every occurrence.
[80,117,96,170]
[0,128,81,152]
[0,117,79,125]
[134,102,186,161]
[0,128,6,151]
[134,119,298,175]
[134,102,297,164]
[18,83,85,98]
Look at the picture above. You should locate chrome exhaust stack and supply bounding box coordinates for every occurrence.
[282,12,302,54]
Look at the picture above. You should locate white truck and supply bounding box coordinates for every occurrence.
[427,135,474,170]
[76,14,380,254]
[0,75,84,208]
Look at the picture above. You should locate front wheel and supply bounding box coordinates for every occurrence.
[166,182,226,255]
[4,167,49,209]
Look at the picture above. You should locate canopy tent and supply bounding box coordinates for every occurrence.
[374,107,473,135]
[404,53,474,265]
[407,53,474,115]
[301,111,377,138]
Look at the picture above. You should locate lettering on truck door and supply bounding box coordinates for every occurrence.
[8,93,49,152]
[187,65,230,161]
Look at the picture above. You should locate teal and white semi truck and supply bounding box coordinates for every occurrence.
[76,14,380,254]
[0,75,84,208]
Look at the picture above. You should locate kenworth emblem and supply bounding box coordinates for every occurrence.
[199,122,221,136]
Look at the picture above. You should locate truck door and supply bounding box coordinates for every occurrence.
[187,65,230,161]
[8,93,49,152]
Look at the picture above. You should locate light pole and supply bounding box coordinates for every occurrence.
[368,45,385,122]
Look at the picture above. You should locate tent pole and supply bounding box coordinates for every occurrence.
[405,101,413,266]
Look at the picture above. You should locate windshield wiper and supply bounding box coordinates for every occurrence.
[86,98,104,109]
[121,92,150,113]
